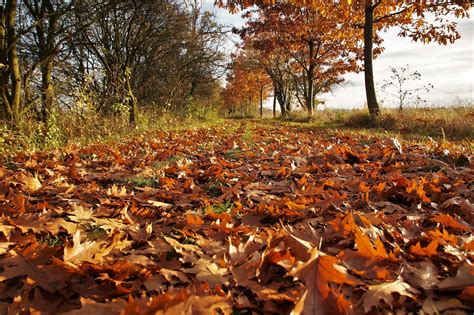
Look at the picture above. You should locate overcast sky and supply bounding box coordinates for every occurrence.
[204,2,473,109]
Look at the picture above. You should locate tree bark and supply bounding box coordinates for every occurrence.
[259,87,263,118]
[41,59,55,124]
[306,71,314,117]
[0,5,8,119]
[364,2,380,118]
[306,42,315,117]
[0,0,22,124]
[272,86,276,118]
[126,77,137,126]
[276,89,286,117]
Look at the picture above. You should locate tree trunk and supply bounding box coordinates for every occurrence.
[306,42,315,118]
[41,59,55,124]
[276,89,286,117]
[306,78,314,117]
[364,2,380,119]
[272,87,276,118]
[259,88,263,118]
[0,5,9,120]
[129,96,137,126]
[0,0,22,125]
[125,76,137,126]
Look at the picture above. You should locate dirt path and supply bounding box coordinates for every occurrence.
[0,121,473,314]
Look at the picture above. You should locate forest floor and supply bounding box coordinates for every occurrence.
[0,120,473,314]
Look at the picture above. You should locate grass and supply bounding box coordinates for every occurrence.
[206,182,223,198]
[208,200,234,214]
[224,148,243,160]
[126,176,158,188]
[110,176,159,188]
[279,106,473,143]
[37,233,67,247]
[2,105,472,158]
[338,107,473,141]
[241,124,255,146]
[0,108,223,157]
[83,224,107,239]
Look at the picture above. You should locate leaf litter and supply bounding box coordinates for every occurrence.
[0,121,473,314]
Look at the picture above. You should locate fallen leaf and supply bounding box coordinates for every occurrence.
[18,173,42,192]
[361,279,418,312]
[438,263,474,289]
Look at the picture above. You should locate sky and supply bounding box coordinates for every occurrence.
[204,2,473,109]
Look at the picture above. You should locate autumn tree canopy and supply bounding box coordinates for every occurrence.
[239,2,364,116]
[219,0,471,117]
[223,50,271,117]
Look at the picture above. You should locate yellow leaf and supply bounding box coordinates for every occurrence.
[18,173,42,192]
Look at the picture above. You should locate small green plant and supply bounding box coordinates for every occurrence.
[209,200,234,214]
[165,229,198,245]
[79,153,97,161]
[37,233,67,247]
[241,126,254,144]
[109,175,159,188]
[206,183,223,197]
[197,142,213,152]
[127,176,159,188]
[223,124,239,136]
[83,224,107,238]
[167,155,184,164]
[224,148,242,161]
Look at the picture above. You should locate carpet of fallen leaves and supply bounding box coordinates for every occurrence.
[0,121,473,314]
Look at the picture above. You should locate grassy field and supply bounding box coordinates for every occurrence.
[282,107,474,142]
[1,107,472,157]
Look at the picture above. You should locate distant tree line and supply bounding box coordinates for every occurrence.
[0,0,226,127]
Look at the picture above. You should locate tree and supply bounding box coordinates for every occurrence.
[353,0,470,118]
[21,0,80,125]
[0,0,22,125]
[156,0,226,112]
[380,65,433,111]
[255,47,293,117]
[74,0,225,125]
[240,2,362,117]
[220,0,471,118]
[223,51,271,118]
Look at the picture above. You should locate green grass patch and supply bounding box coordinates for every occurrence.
[209,200,234,214]
[241,125,254,144]
[37,233,67,247]
[127,176,159,188]
[224,149,242,161]
[83,224,107,239]
[206,183,223,198]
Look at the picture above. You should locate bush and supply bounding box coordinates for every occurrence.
[0,105,222,156]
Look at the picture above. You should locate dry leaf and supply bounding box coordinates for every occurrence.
[361,279,418,312]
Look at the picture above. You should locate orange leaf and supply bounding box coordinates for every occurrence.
[460,286,474,302]
[328,212,357,237]
[429,229,457,245]
[431,214,470,232]
[463,240,474,251]
[354,229,387,259]
[267,250,295,269]
[409,239,439,257]
[290,249,357,314]
[285,201,306,211]
[186,214,204,226]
